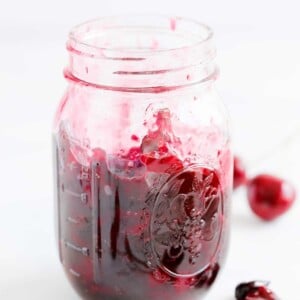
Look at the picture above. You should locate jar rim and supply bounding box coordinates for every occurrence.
[68,14,213,59]
[66,14,216,91]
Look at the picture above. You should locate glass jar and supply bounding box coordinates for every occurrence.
[53,15,232,300]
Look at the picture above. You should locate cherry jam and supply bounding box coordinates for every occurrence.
[54,121,230,300]
[53,15,232,300]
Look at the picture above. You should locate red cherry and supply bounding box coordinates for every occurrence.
[247,174,296,221]
[247,285,277,300]
[235,281,278,300]
[233,156,247,189]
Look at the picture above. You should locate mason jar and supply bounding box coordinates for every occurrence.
[53,15,232,300]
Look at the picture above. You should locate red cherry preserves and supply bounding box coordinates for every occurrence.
[53,15,232,300]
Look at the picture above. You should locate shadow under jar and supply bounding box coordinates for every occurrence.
[53,15,233,300]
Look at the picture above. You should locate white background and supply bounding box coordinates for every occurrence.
[0,0,300,299]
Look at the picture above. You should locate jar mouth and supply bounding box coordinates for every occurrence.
[66,15,216,91]
[68,14,213,59]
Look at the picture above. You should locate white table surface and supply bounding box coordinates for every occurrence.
[1,1,300,299]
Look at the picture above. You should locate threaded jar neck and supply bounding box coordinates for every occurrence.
[66,15,217,92]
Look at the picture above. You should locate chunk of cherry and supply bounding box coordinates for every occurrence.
[235,281,278,300]
[247,174,296,221]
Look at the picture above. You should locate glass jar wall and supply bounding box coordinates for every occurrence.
[53,15,232,300]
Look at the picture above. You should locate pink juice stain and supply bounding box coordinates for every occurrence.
[55,106,229,300]
[170,18,177,31]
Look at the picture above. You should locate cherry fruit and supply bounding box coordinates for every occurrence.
[247,174,296,221]
[233,156,247,189]
[235,281,278,300]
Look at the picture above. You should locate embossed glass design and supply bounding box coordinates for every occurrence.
[53,15,233,300]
